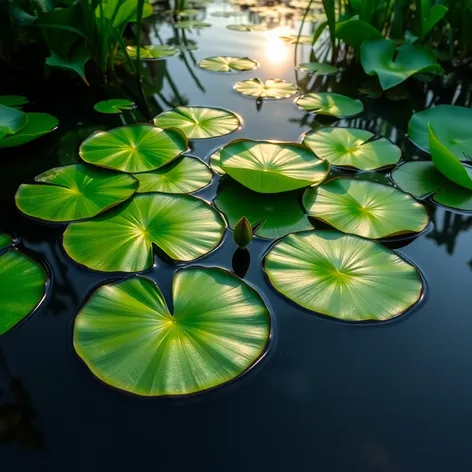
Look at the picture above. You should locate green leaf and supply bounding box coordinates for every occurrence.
[227,24,268,32]
[79,125,187,173]
[133,156,212,194]
[198,56,259,72]
[94,99,135,114]
[303,178,429,239]
[233,217,253,248]
[0,105,27,135]
[45,51,89,84]
[123,45,179,60]
[63,193,226,272]
[0,113,58,148]
[220,139,330,194]
[233,78,298,99]
[0,249,47,335]
[321,0,336,46]
[296,62,339,75]
[264,230,423,321]
[154,106,241,140]
[108,0,153,26]
[0,95,29,108]
[301,127,401,170]
[16,164,138,222]
[73,268,270,396]
[279,35,313,45]
[174,20,212,29]
[295,92,364,118]
[0,234,13,251]
[361,39,444,90]
[421,5,448,38]
[335,19,382,49]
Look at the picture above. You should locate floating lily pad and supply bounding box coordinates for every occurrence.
[174,20,212,28]
[16,164,138,222]
[295,93,364,118]
[303,178,429,239]
[210,11,239,17]
[63,193,225,272]
[165,8,200,16]
[220,139,330,193]
[0,105,27,135]
[296,62,339,75]
[209,148,225,174]
[0,249,47,335]
[279,35,312,45]
[94,99,135,114]
[214,178,313,239]
[234,78,298,99]
[198,56,259,73]
[124,45,179,60]
[264,230,423,321]
[361,39,444,90]
[133,156,212,194]
[79,125,187,173]
[0,234,13,251]
[0,95,29,108]
[301,127,401,170]
[227,24,268,32]
[154,106,241,140]
[74,268,270,396]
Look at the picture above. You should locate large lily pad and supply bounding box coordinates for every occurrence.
[361,39,444,90]
[74,268,270,396]
[124,45,179,60]
[154,106,241,140]
[220,139,330,193]
[295,93,364,118]
[301,127,401,170]
[264,230,423,321]
[233,79,298,99]
[303,178,429,239]
[0,113,58,148]
[94,99,134,114]
[297,62,339,75]
[227,24,268,32]
[133,156,212,194]
[63,193,226,272]
[279,35,312,45]
[198,56,259,73]
[79,125,187,173]
[16,164,138,222]
[0,105,27,135]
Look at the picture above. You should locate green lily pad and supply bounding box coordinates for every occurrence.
[234,78,298,99]
[210,11,239,17]
[154,106,241,140]
[94,99,135,114]
[209,148,225,175]
[133,156,212,194]
[264,230,423,321]
[227,24,268,32]
[16,164,138,222]
[74,268,270,396]
[174,20,212,28]
[279,35,312,45]
[295,93,364,118]
[296,62,339,75]
[0,113,59,148]
[0,105,27,135]
[303,178,429,239]
[214,178,313,239]
[0,95,29,108]
[124,45,179,60]
[63,193,226,272]
[301,127,401,170]
[0,249,47,335]
[79,125,188,173]
[0,234,13,251]
[219,139,330,193]
[198,56,259,73]
[408,105,472,159]
[361,39,444,90]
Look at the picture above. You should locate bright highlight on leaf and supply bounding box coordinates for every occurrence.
[296,92,364,118]
[124,45,179,60]
[94,99,135,114]
[296,62,339,75]
[198,56,259,73]
[234,78,298,99]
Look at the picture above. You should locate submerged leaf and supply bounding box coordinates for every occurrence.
[234,78,298,99]
[296,93,363,118]
[198,56,258,72]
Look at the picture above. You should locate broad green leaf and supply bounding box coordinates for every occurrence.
[296,92,364,118]
[94,99,135,114]
[321,0,336,46]
[79,125,187,173]
[301,127,401,170]
[335,18,382,48]
[279,35,313,45]
[174,20,211,28]
[361,39,444,90]
[233,79,298,99]
[0,113,58,148]
[198,56,259,73]
[422,5,448,38]
[74,268,270,396]
[0,234,13,251]
[110,0,153,26]
[133,156,212,194]
[220,139,330,193]
[0,105,27,135]
[227,24,268,31]
[0,249,47,335]
[264,230,423,321]
[124,45,179,60]
[45,51,89,83]
[296,62,339,75]
[154,106,241,140]
[63,193,226,272]
[209,148,225,174]
[16,164,138,222]
[0,96,29,108]
[214,178,313,239]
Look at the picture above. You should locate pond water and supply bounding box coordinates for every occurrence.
[2,2,472,471]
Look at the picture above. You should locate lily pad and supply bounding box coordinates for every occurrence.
[279,35,313,45]
[0,113,58,148]
[234,78,298,99]
[94,99,135,114]
[0,234,13,251]
[361,39,444,90]
[227,24,268,32]
[73,268,270,396]
[0,249,47,335]
[303,178,429,239]
[0,105,27,135]
[301,127,401,170]
[133,156,212,194]
[79,125,187,173]
[174,20,212,28]
[220,139,330,193]
[295,93,364,118]
[198,56,259,73]
[63,193,226,272]
[209,148,225,174]
[0,95,29,108]
[16,164,138,222]
[408,105,472,159]
[264,230,423,321]
[154,106,241,140]
[296,62,339,75]
[214,178,313,239]
[124,45,179,60]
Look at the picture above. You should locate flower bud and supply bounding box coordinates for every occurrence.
[233,217,253,248]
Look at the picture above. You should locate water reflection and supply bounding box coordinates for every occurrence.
[264,31,290,65]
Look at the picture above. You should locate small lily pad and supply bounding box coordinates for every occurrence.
[234,78,298,99]
[174,20,212,28]
[303,178,429,239]
[198,56,259,73]
[0,95,29,108]
[0,113,58,148]
[124,45,179,60]
[227,24,268,32]
[296,62,339,75]
[0,105,27,135]
[295,93,364,118]
[279,35,313,45]
[94,99,135,114]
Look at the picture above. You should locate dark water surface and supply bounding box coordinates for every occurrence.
[2,4,472,471]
